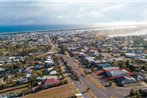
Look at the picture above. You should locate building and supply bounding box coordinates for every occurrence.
[34,64,44,70]
[99,67,142,86]
[98,67,131,80]
[0,67,6,78]
[75,93,83,98]
[45,56,55,67]
[42,78,60,88]
[98,63,111,69]
[114,76,138,86]
[50,70,57,75]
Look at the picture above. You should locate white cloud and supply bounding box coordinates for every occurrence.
[86,11,103,17]
[0,0,146,25]
[143,9,147,21]
[1,0,147,2]
[101,3,127,12]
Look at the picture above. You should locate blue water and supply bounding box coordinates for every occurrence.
[0,25,85,34]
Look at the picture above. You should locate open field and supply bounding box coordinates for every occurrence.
[0,84,28,95]
[23,84,76,98]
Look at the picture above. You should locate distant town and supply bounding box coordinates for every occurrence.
[0,26,147,98]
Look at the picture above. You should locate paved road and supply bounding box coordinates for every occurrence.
[51,34,131,98]
[58,55,90,98]
[73,56,131,98]
[60,54,109,98]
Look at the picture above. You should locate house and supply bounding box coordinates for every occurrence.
[46,67,54,73]
[133,74,144,81]
[111,57,127,62]
[0,68,6,78]
[75,93,83,98]
[104,68,129,78]
[0,94,16,98]
[134,72,147,81]
[22,67,31,73]
[0,61,4,66]
[0,67,5,73]
[100,67,142,86]
[9,57,15,61]
[45,56,55,67]
[103,67,120,71]
[34,64,44,70]
[98,67,131,80]
[15,56,25,62]
[114,76,138,86]
[0,56,26,65]
[125,53,136,58]
[16,78,28,84]
[81,56,95,67]
[84,57,95,63]
[47,52,54,55]
[42,78,60,88]
[50,70,57,75]
[98,63,111,69]
[42,76,58,80]
[9,56,25,62]
[26,73,31,78]
[45,60,55,66]
[77,52,85,57]
[0,57,12,64]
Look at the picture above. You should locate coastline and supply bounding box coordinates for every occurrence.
[0,25,147,37]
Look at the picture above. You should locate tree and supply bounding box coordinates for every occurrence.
[118,60,127,68]
[3,76,9,83]
[130,89,136,96]
[111,61,117,66]
[36,70,43,76]
[136,91,141,98]
[91,67,96,72]
[126,60,130,68]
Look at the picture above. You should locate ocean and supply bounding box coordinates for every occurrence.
[0,25,85,34]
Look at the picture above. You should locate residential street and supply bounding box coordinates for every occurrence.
[60,54,109,98]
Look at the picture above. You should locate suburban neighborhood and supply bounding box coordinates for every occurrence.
[0,26,147,98]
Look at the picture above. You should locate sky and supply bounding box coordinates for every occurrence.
[0,0,147,25]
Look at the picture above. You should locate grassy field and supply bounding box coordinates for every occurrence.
[0,84,28,95]
[23,84,76,98]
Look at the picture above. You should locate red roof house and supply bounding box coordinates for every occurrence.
[42,78,60,88]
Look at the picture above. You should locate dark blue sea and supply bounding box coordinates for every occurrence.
[0,25,86,34]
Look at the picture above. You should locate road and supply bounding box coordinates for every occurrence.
[57,54,91,98]
[61,54,132,98]
[73,56,131,98]
[60,54,109,98]
[50,34,130,98]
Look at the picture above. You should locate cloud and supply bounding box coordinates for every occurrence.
[101,3,127,12]
[0,0,147,25]
[1,0,147,2]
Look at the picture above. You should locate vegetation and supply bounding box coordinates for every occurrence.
[125,89,142,98]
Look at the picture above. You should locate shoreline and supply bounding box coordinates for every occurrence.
[0,25,147,37]
[0,25,128,35]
